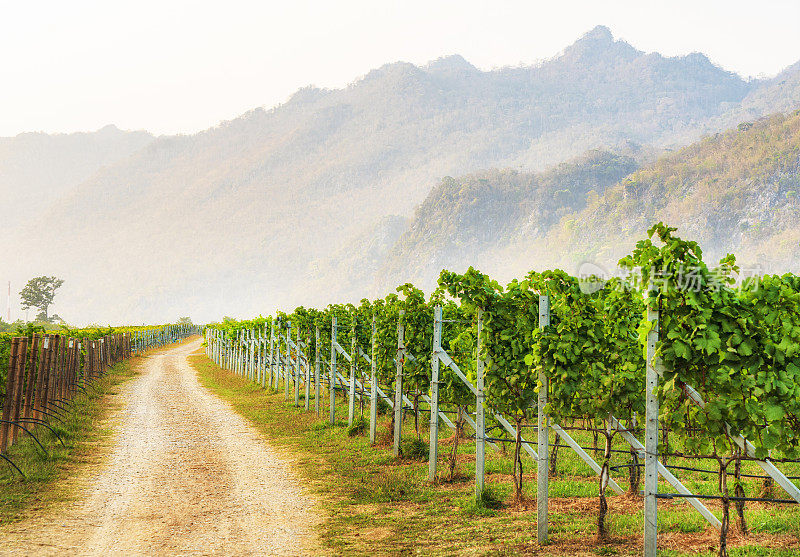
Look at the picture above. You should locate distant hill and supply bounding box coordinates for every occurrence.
[0,125,152,228]
[379,110,800,293]
[4,26,800,323]
[670,60,800,144]
[377,150,639,288]
[536,109,800,276]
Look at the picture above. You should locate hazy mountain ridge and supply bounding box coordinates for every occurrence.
[373,111,800,295]
[377,150,639,288]
[665,60,800,145]
[0,125,153,228]
[3,26,800,323]
[539,109,800,275]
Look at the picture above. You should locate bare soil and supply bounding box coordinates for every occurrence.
[0,339,320,556]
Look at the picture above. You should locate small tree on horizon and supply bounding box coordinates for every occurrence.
[20,276,64,322]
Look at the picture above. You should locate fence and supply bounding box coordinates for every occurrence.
[0,324,198,475]
[205,299,800,557]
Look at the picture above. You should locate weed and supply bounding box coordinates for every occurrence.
[347,417,366,437]
[401,437,428,461]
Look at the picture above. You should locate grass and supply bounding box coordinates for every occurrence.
[191,352,800,556]
[0,357,141,523]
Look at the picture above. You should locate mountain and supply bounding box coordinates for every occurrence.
[377,150,639,288]
[536,109,800,276]
[4,26,800,323]
[668,60,800,144]
[0,125,153,229]
[381,109,800,292]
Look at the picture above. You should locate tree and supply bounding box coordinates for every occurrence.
[19,276,64,322]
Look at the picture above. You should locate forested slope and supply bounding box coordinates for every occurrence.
[375,110,800,292]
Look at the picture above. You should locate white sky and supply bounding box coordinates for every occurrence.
[2,0,800,137]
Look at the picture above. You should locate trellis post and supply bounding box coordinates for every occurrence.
[246,329,251,381]
[269,321,276,390]
[253,330,258,382]
[315,325,321,416]
[234,333,238,374]
[330,316,337,425]
[348,321,356,426]
[294,328,301,407]
[235,330,240,373]
[393,310,405,457]
[258,333,264,386]
[537,295,550,544]
[238,331,243,375]
[230,332,235,373]
[644,284,659,557]
[247,329,252,381]
[284,323,291,401]
[369,314,378,444]
[305,333,311,411]
[475,308,485,501]
[428,305,442,482]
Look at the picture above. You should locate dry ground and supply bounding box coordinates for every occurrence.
[0,339,320,556]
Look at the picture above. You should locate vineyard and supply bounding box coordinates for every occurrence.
[0,324,199,476]
[204,224,800,556]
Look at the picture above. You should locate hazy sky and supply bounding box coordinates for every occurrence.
[2,0,800,137]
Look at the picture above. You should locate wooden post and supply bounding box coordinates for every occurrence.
[72,338,79,393]
[393,311,405,457]
[66,338,75,396]
[77,339,85,392]
[538,295,550,544]
[369,315,378,444]
[41,336,57,415]
[52,336,62,402]
[428,306,442,482]
[0,338,20,451]
[57,335,66,401]
[475,309,486,501]
[10,337,27,443]
[23,335,40,420]
[330,317,337,425]
[644,285,659,557]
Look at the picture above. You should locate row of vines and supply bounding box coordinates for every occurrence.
[206,224,800,555]
[1,323,199,474]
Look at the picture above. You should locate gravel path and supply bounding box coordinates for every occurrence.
[0,338,321,556]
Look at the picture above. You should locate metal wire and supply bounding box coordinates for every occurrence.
[656,492,798,504]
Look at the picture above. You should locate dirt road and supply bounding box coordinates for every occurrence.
[0,338,320,556]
